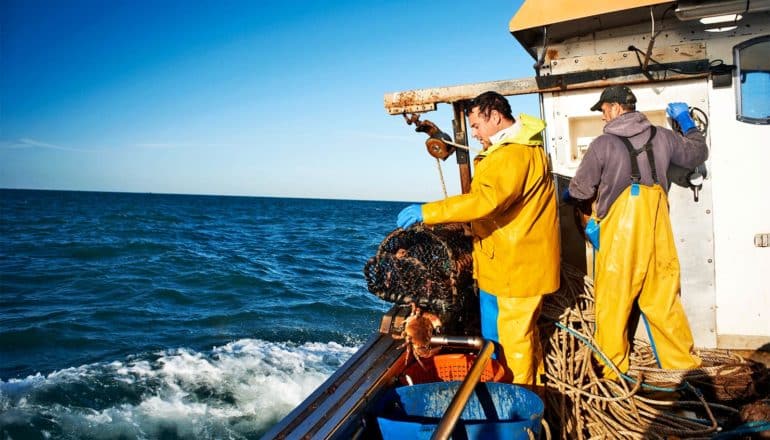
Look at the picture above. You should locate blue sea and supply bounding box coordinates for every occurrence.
[0,189,402,439]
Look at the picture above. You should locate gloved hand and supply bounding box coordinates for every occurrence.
[667,102,696,133]
[561,188,577,205]
[585,217,600,250]
[397,204,423,229]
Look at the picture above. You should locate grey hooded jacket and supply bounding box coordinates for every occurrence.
[569,111,708,218]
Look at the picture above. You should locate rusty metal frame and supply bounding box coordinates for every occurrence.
[385,59,708,196]
[546,43,706,76]
[384,60,709,115]
[451,101,472,194]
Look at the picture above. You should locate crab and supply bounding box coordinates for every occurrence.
[397,302,442,368]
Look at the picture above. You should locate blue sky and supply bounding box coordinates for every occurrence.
[1,0,538,201]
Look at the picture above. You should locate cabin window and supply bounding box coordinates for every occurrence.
[734,36,770,124]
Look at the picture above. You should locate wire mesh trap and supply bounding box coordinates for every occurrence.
[363,223,478,334]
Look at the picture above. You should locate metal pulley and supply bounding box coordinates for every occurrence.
[404,113,456,161]
[425,137,455,160]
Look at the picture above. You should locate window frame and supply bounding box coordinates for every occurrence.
[734,35,770,125]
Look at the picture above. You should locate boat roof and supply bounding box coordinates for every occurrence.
[509,0,675,58]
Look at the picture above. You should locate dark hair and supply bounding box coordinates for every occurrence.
[466,91,514,121]
[619,103,636,112]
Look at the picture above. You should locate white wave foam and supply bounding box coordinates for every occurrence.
[0,339,360,438]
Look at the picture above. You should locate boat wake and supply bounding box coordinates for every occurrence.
[0,339,359,439]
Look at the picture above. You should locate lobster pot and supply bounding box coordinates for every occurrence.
[364,224,476,331]
[374,381,544,440]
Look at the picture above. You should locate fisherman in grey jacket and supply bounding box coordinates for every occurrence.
[565,85,708,379]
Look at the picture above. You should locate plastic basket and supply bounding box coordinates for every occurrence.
[400,353,508,385]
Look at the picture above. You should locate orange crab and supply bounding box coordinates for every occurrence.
[397,303,442,368]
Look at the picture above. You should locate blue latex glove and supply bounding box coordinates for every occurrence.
[585,218,600,250]
[561,188,577,205]
[397,204,423,229]
[667,102,696,133]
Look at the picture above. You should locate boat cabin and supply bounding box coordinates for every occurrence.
[385,0,770,352]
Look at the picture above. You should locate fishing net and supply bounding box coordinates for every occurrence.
[363,223,478,333]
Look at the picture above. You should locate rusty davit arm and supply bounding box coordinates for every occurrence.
[383,60,708,115]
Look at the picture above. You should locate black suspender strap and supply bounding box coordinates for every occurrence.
[617,126,659,185]
[618,136,642,184]
[645,126,658,183]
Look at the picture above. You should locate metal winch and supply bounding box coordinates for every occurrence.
[403,113,456,160]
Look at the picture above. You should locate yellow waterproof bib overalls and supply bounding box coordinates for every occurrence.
[591,127,701,378]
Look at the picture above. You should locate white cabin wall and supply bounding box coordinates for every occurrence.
[704,30,770,349]
[540,12,770,349]
[545,81,717,349]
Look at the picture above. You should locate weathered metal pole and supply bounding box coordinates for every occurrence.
[452,101,472,194]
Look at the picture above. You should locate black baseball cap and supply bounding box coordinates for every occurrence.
[590,85,637,111]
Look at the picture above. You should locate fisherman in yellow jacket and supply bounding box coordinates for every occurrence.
[397,91,561,387]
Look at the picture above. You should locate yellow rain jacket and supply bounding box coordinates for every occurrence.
[422,114,560,298]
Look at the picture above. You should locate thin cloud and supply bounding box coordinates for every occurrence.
[276,128,416,142]
[319,130,416,142]
[0,138,230,153]
[0,138,98,152]
[135,142,190,149]
[134,142,234,150]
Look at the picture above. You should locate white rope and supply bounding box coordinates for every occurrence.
[433,140,478,199]
[435,157,448,199]
[650,7,655,38]
[442,139,480,154]
[430,139,476,199]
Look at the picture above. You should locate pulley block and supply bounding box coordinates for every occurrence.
[425,137,455,160]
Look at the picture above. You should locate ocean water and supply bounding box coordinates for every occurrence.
[0,189,402,439]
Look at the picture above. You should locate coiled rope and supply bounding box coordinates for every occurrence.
[540,264,770,439]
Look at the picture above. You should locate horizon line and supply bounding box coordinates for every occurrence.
[0,187,423,204]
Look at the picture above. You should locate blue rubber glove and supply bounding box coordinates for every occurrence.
[667,102,696,133]
[585,217,600,250]
[561,188,577,205]
[397,204,423,229]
